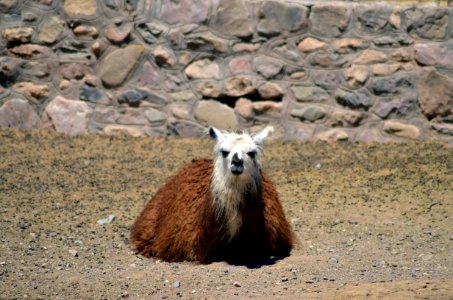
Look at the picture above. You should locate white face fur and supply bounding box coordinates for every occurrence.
[209,126,274,239]
[209,126,273,180]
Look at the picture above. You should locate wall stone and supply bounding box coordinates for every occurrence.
[0,0,452,143]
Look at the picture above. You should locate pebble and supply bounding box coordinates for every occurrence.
[233,281,241,287]
[173,280,181,288]
[281,276,289,282]
[68,249,78,257]
[314,163,322,169]
[97,214,116,225]
[328,257,339,264]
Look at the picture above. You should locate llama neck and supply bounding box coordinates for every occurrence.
[211,169,262,240]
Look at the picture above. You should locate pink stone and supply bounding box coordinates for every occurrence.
[228,58,251,74]
[104,24,132,44]
[234,97,253,119]
[0,99,39,130]
[41,96,92,135]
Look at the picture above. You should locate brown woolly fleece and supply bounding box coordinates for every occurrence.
[130,159,294,264]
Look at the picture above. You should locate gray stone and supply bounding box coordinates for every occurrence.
[273,45,300,62]
[160,0,208,25]
[403,6,449,40]
[370,75,415,96]
[163,73,187,92]
[224,76,255,97]
[21,61,52,80]
[419,70,453,118]
[356,5,391,34]
[136,23,158,44]
[186,32,230,53]
[98,45,144,87]
[116,108,148,125]
[117,89,166,108]
[41,96,92,135]
[92,106,119,123]
[291,105,326,122]
[169,91,197,103]
[168,120,206,137]
[292,86,329,102]
[195,100,238,129]
[373,97,417,119]
[414,43,453,69]
[283,122,314,141]
[80,85,105,102]
[39,15,65,44]
[373,35,413,47]
[0,99,39,130]
[253,56,283,79]
[145,108,167,125]
[212,0,252,38]
[257,1,308,37]
[137,62,160,86]
[310,3,351,37]
[431,122,453,136]
[0,57,21,87]
[335,90,372,110]
[312,70,341,89]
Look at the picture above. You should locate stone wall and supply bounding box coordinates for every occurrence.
[0,0,452,142]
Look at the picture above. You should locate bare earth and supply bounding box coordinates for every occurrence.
[0,129,452,299]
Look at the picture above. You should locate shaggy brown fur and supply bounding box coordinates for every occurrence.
[130,159,294,264]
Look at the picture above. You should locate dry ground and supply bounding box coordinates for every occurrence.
[0,129,452,299]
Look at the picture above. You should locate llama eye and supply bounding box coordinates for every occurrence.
[247,151,256,159]
[221,150,229,158]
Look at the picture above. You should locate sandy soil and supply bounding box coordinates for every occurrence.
[0,129,452,299]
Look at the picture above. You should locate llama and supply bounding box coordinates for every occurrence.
[130,126,295,264]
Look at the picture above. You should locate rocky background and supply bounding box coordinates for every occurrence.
[0,0,452,142]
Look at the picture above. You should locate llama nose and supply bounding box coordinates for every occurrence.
[232,153,243,166]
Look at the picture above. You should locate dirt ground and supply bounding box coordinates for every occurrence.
[0,129,452,299]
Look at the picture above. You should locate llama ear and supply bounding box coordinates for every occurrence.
[209,127,223,141]
[253,126,274,145]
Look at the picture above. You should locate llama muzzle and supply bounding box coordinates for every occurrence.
[231,152,244,175]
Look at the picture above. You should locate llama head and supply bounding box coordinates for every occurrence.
[209,126,274,238]
[209,126,273,179]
